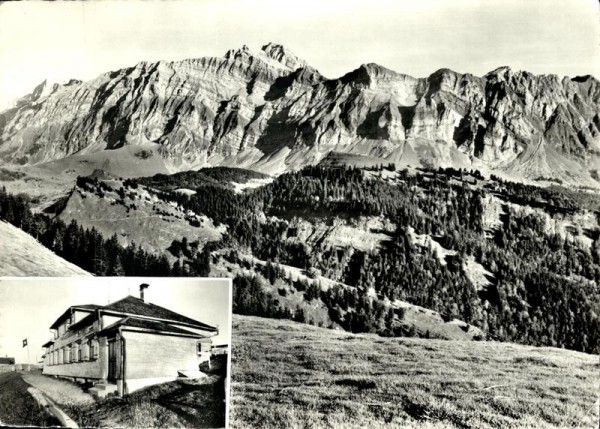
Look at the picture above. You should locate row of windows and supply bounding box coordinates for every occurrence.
[47,339,99,365]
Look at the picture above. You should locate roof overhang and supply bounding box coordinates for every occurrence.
[119,326,206,339]
[41,340,55,348]
[99,309,218,333]
[49,306,98,329]
[99,317,211,339]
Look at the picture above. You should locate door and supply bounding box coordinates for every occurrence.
[108,340,117,381]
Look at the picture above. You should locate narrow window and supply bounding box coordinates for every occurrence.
[91,339,99,359]
[73,344,79,362]
[82,342,89,361]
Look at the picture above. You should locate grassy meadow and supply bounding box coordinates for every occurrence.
[230,315,600,429]
[0,371,60,427]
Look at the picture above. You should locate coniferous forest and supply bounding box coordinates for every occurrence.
[1,164,599,353]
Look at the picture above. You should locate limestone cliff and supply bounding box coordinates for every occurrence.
[1,43,598,182]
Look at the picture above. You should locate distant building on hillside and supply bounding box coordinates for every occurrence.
[41,284,217,397]
[0,357,15,373]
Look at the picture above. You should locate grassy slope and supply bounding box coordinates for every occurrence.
[0,221,91,276]
[59,184,223,254]
[0,371,60,427]
[212,254,484,341]
[230,315,599,429]
[0,144,171,207]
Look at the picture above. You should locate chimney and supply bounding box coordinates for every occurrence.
[140,283,149,302]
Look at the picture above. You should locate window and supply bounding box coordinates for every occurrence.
[82,342,89,361]
[91,339,99,360]
[72,343,79,362]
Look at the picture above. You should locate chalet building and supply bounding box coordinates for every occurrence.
[41,284,217,396]
[0,357,15,373]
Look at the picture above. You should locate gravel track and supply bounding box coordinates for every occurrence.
[21,371,94,406]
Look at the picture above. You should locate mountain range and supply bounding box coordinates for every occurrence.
[1,43,599,184]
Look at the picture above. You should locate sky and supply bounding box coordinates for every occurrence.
[0,0,599,110]
[0,277,232,364]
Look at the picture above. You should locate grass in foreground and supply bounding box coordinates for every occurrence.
[66,356,227,428]
[0,371,60,427]
[230,315,600,429]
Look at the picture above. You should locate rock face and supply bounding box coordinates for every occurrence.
[1,43,599,182]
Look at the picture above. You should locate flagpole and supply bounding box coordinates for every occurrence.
[27,342,30,367]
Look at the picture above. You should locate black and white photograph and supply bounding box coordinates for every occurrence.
[0,277,231,428]
[0,0,599,427]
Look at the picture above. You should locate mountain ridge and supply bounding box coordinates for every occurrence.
[1,43,599,184]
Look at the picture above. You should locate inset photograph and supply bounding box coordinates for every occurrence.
[0,277,232,428]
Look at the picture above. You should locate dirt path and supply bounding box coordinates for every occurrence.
[21,370,94,406]
[0,371,61,427]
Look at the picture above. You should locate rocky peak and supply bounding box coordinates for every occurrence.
[31,79,60,101]
[340,63,407,87]
[571,74,595,83]
[1,45,598,186]
[14,79,61,108]
[486,66,513,78]
[261,43,307,70]
[223,45,253,61]
[427,68,462,87]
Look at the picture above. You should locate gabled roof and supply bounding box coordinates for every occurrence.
[57,295,217,334]
[42,339,55,348]
[50,304,102,329]
[100,317,207,338]
[102,296,217,332]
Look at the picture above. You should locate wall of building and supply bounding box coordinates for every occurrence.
[123,331,200,381]
[43,337,109,380]
[126,376,179,393]
[72,310,92,324]
[43,359,102,379]
[101,315,122,329]
[49,318,102,352]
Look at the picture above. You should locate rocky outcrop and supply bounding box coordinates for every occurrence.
[1,43,599,182]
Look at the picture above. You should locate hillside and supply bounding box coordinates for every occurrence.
[211,251,484,341]
[142,164,599,353]
[230,314,599,429]
[0,221,90,276]
[2,163,598,353]
[1,44,599,184]
[56,174,225,254]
